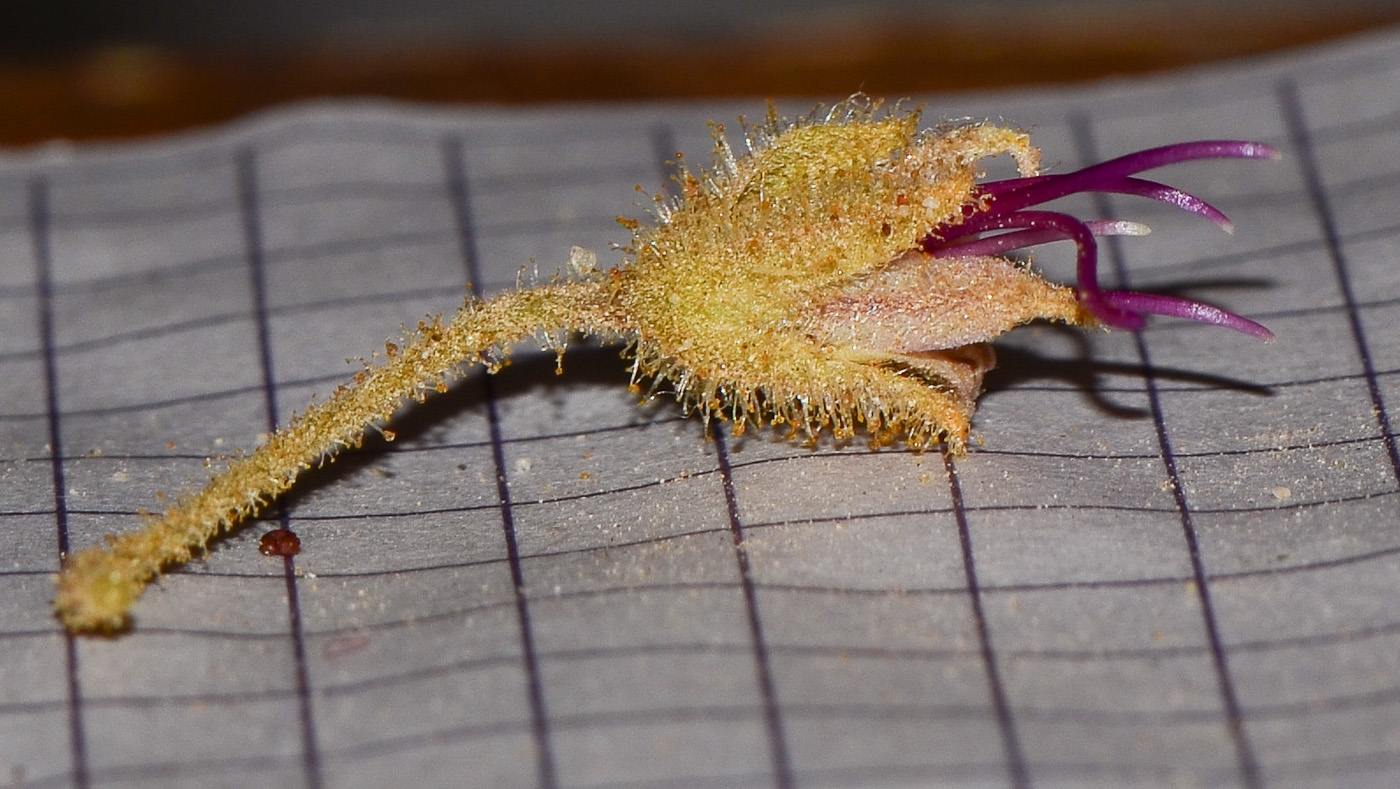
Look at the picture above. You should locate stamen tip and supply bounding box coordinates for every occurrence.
[1238,142,1283,161]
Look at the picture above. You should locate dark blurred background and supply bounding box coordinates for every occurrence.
[3,0,1400,146]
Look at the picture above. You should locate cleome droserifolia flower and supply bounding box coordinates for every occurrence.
[54,97,1277,633]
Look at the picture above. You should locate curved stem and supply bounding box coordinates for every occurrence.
[55,280,623,633]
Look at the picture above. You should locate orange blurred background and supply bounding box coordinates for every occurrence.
[4,0,1400,146]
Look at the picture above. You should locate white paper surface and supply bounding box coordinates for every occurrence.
[5,29,1400,788]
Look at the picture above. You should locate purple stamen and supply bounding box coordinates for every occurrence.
[1102,290,1275,339]
[920,139,1278,338]
[981,176,1233,231]
[928,219,1147,258]
[933,209,1142,328]
[983,140,1279,217]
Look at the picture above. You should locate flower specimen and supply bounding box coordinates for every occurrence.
[54,98,1276,633]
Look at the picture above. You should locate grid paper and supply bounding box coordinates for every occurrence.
[5,31,1400,789]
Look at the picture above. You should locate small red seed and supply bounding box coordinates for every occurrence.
[259,528,301,557]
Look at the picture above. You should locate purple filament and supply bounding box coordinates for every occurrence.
[923,139,1279,339]
[1101,290,1273,338]
[980,175,1234,231]
[931,219,1149,258]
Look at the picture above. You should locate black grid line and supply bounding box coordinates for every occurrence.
[10,385,1400,471]
[9,636,1400,756]
[1262,750,1400,784]
[23,563,1400,655]
[66,703,1387,789]
[1279,78,1400,488]
[76,757,306,788]
[649,119,796,788]
[235,146,325,789]
[20,478,1400,588]
[1308,100,1400,142]
[0,166,654,241]
[11,483,1393,595]
[942,453,1029,788]
[0,614,1356,666]
[442,133,559,789]
[1072,110,1262,788]
[10,409,1400,474]
[33,549,1400,636]
[16,631,1400,724]
[712,432,797,789]
[28,175,92,789]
